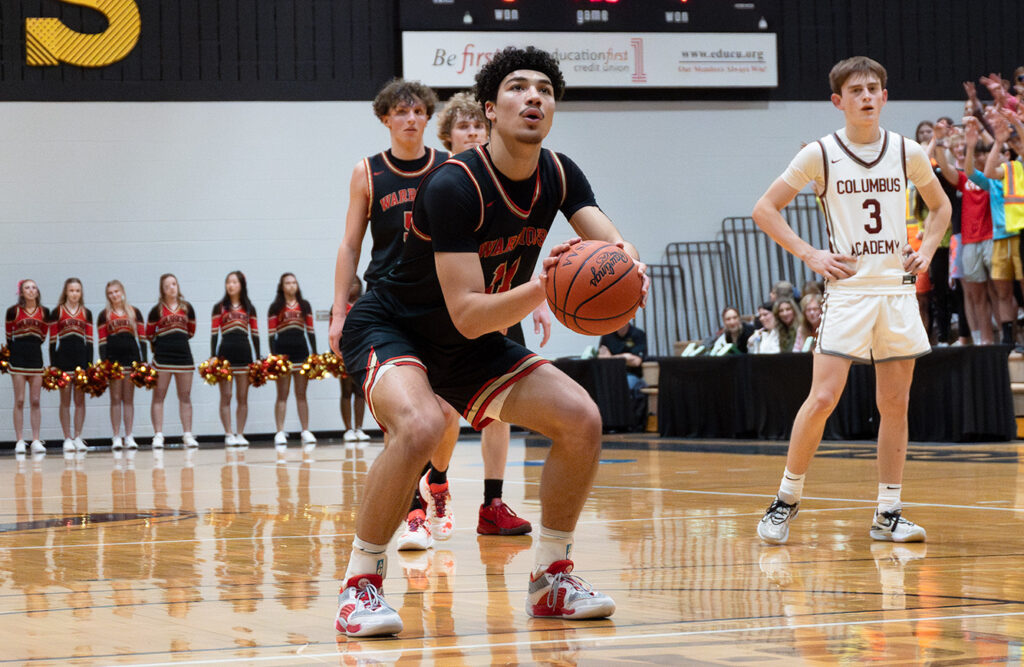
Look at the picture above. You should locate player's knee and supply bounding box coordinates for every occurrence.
[806,388,841,415]
[550,394,602,444]
[392,410,447,461]
[876,391,909,416]
[14,397,25,410]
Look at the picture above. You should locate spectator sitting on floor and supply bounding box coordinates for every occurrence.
[796,293,822,352]
[749,302,780,354]
[769,280,796,303]
[704,306,755,353]
[773,298,802,353]
[801,279,824,298]
[598,320,648,430]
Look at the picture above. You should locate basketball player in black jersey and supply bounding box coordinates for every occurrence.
[331,46,648,637]
[328,77,462,545]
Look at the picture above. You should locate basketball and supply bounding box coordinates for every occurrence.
[545,240,643,335]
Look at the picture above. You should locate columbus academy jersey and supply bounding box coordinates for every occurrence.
[783,128,936,295]
[362,148,449,289]
[373,145,596,345]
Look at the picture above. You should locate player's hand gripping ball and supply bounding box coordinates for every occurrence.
[545,240,644,335]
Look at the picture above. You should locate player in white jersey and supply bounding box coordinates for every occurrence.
[752,57,951,545]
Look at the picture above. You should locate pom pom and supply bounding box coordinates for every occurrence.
[82,363,110,398]
[72,366,90,392]
[0,344,10,375]
[100,359,124,381]
[299,353,328,381]
[42,366,71,391]
[264,354,293,380]
[199,357,232,386]
[321,351,347,379]
[248,359,269,387]
[129,362,157,390]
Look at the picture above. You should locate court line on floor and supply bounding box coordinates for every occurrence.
[112,608,1024,666]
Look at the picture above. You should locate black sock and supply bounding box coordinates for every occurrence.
[428,465,448,486]
[483,478,503,505]
[1003,321,1014,345]
[409,463,432,512]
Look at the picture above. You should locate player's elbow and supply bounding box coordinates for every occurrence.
[450,313,486,340]
[752,198,775,229]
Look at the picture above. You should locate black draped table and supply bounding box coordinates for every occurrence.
[657,346,1016,442]
[552,358,633,432]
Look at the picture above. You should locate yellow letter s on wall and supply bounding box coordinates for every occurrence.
[26,0,140,67]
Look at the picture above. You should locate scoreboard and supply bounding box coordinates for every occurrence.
[398,0,779,33]
[399,1,780,89]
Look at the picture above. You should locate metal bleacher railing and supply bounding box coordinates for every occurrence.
[640,193,827,356]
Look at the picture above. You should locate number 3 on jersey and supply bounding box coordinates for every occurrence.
[862,198,882,234]
[487,257,522,294]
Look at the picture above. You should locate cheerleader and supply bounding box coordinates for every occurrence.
[98,280,146,449]
[146,273,198,448]
[268,273,317,447]
[339,277,368,446]
[49,278,94,453]
[5,280,49,454]
[211,271,260,446]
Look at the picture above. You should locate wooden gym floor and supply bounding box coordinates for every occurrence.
[2,434,1024,665]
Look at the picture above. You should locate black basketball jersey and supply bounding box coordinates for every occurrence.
[363,148,449,288]
[374,145,597,346]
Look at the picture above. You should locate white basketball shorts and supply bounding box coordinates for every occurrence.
[815,291,930,363]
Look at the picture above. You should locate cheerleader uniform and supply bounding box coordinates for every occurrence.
[97,307,146,365]
[211,303,260,374]
[4,305,50,376]
[268,301,316,365]
[146,302,196,372]
[49,305,94,372]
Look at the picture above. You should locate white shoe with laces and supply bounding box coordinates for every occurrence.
[234,434,249,446]
[125,435,138,449]
[63,438,75,453]
[274,431,288,446]
[182,432,199,448]
[151,433,164,449]
[355,429,370,441]
[334,573,403,637]
[300,430,317,445]
[225,433,238,446]
[344,429,357,442]
[30,440,46,454]
[526,560,616,619]
[112,436,124,450]
[757,497,799,545]
[870,508,926,542]
[73,437,87,452]
[397,509,433,551]
[15,440,27,454]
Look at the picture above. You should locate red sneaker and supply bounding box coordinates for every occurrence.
[477,498,532,535]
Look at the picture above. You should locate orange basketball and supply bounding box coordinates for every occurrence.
[545,240,643,335]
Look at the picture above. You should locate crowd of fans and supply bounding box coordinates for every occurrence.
[706,69,1024,354]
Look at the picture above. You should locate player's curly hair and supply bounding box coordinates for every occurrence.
[372,78,439,120]
[474,46,566,105]
[436,91,486,150]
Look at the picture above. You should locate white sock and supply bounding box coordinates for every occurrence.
[877,483,902,514]
[344,537,388,585]
[534,526,574,574]
[777,468,806,505]
[972,331,982,345]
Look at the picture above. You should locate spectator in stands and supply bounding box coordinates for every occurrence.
[934,117,996,344]
[749,302,779,354]
[774,298,802,353]
[796,293,822,352]
[915,120,934,145]
[598,320,648,429]
[769,280,796,303]
[705,306,755,353]
[801,279,823,298]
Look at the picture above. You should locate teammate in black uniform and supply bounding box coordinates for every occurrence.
[211,271,260,447]
[331,47,648,637]
[98,280,146,450]
[268,272,318,448]
[146,273,198,449]
[328,77,461,542]
[49,278,94,453]
[6,279,49,454]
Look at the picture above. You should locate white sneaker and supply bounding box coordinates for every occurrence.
[63,438,75,453]
[397,509,433,550]
[355,429,370,441]
[234,434,249,447]
[334,573,403,637]
[419,473,454,540]
[526,560,616,619]
[112,436,124,450]
[870,508,926,542]
[274,431,288,446]
[125,435,138,449]
[151,433,164,449]
[300,430,317,445]
[73,437,87,452]
[182,433,199,448]
[225,433,239,446]
[344,429,358,442]
[30,440,46,454]
[757,497,799,545]
[15,440,27,454]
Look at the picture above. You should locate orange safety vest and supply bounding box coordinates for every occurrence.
[1003,159,1024,233]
